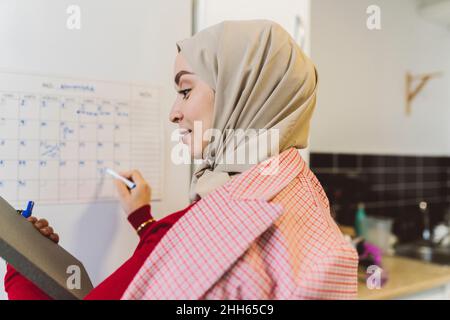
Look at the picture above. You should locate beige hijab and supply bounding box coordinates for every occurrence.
[176,20,318,201]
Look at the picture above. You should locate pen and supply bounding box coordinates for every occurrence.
[16,200,35,218]
[105,168,136,190]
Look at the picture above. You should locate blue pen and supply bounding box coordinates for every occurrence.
[17,201,35,218]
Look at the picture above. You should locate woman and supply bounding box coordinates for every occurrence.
[4,20,358,300]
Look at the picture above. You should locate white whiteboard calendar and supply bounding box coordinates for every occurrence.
[0,72,163,207]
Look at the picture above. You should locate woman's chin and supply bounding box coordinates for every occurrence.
[181,135,207,160]
[181,141,200,159]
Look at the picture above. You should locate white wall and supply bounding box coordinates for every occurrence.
[309,0,450,156]
[195,0,311,54]
[0,0,192,300]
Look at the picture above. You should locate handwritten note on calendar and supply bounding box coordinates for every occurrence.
[0,72,163,207]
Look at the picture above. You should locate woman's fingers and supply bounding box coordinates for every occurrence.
[114,179,130,197]
[120,170,145,186]
[49,233,59,244]
[39,226,54,236]
[27,216,37,224]
[34,218,48,229]
[130,170,146,185]
[116,169,151,216]
[28,217,59,244]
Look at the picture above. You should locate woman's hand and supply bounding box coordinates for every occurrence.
[27,217,59,244]
[114,170,151,216]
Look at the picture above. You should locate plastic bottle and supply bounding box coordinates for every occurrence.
[355,202,367,237]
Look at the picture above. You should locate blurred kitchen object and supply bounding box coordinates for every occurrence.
[433,204,450,247]
[420,201,432,243]
[361,216,394,254]
[433,224,450,247]
[354,202,367,237]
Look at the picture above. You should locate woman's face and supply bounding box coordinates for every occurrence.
[170,53,215,159]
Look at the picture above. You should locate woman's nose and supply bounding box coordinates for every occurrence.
[169,109,183,124]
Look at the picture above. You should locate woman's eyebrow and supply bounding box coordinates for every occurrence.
[174,71,194,86]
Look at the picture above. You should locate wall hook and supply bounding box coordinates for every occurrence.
[405,71,442,116]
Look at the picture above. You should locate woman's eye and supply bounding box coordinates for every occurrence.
[178,89,191,100]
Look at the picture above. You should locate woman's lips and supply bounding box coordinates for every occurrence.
[178,128,192,143]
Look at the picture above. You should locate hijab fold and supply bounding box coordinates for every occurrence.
[176,20,318,201]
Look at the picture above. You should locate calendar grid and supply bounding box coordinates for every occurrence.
[0,72,163,208]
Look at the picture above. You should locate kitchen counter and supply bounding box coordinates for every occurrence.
[358,255,450,300]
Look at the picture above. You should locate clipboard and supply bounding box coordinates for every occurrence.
[0,196,93,300]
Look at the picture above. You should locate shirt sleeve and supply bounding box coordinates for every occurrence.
[4,264,52,300]
[127,205,154,239]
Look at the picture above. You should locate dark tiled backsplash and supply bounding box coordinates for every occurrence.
[310,153,450,243]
